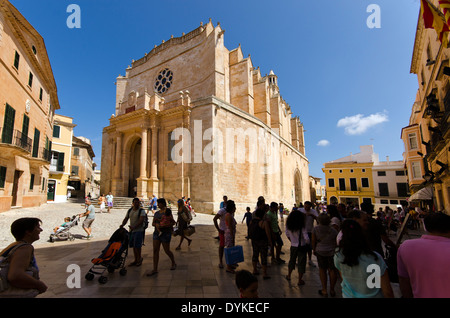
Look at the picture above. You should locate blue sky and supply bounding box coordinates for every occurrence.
[10,0,421,181]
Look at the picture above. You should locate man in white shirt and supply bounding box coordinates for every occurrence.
[300,201,319,267]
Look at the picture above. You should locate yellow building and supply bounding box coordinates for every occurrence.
[48,114,74,202]
[405,0,450,212]
[0,0,60,212]
[323,146,375,207]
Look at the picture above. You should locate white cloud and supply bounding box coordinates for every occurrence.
[317,139,330,146]
[337,112,388,135]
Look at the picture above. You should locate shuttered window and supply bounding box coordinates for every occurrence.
[2,104,15,144]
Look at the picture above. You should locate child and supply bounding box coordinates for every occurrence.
[235,270,258,298]
[242,207,252,239]
[156,209,174,236]
[53,217,71,233]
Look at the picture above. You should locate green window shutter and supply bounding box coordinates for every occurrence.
[0,166,6,188]
[32,128,40,157]
[53,125,60,138]
[29,174,35,190]
[14,51,20,69]
[57,152,65,172]
[2,104,15,144]
[28,72,33,88]
[22,115,29,137]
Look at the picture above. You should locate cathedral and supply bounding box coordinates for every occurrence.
[101,20,310,213]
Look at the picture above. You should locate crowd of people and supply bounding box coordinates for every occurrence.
[1,194,449,299]
[221,196,450,299]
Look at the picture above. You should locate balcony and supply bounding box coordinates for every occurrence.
[0,127,32,153]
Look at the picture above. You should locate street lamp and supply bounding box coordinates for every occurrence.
[423,172,433,183]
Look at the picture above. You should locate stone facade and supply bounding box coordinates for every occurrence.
[0,1,59,212]
[101,20,310,213]
[405,0,450,212]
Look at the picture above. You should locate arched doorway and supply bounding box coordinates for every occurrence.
[128,138,141,197]
[294,169,302,205]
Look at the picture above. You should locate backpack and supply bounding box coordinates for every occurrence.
[0,243,31,292]
[127,208,148,231]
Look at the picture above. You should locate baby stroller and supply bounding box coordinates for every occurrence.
[85,227,129,284]
[49,215,79,243]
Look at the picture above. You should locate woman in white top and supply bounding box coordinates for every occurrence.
[285,210,310,286]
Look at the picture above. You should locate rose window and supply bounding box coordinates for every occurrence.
[154,68,173,94]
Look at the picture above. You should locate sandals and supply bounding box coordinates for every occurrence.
[146,270,158,277]
[129,258,143,267]
[318,290,328,297]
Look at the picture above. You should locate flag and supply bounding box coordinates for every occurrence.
[439,0,450,25]
[421,0,449,47]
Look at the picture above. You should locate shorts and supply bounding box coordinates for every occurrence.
[129,231,145,248]
[251,240,268,265]
[83,218,94,228]
[107,202,113,207]
[273,232,284,247]
[316,254,336,270]
[153,230,172,243]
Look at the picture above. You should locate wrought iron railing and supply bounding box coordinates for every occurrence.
[0,127,32,153]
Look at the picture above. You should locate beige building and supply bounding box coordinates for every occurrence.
[48,114,74,203]
[69,136,96,199]
[101,20,310,213]
[405,0,450,212]
[0,1,60,212]
[48,114,96,202]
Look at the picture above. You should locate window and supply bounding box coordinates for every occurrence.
[2,104,15,144]
[28,72,33,88]
[397,183,409,197]
[350,178,357,191]
[328,178,335,187]
[73,147,80,156]
[154,68,173,94]
[379,183,389,196]
[39,88,43,101]
[408,133,418,150]
[377,171,386,176]
[411,162,422,180]
[395,170,406,176]
[339,178,346,191]
[13,51,20,69]
[390,200,399,204]
[0,166,6,188]
[51,151,65,172]
[71,165,79,176]
[32,128,40,158]
[361,178,369,188]
[20,114,30,150]
[29,174,34,190]
[380,199,389,204]
[362,169,366,173]
[53,125,60,138]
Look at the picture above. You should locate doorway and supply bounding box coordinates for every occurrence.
[47,180,56,201]
[11,170,22,207]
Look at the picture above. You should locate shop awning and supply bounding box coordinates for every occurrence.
[409,186,433,201]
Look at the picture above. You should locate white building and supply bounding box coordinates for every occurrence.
[372,157,409,211]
